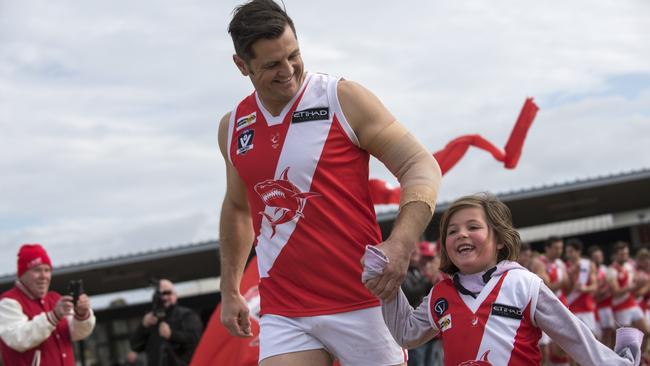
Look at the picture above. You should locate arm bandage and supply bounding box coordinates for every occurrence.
[365,121,441,214]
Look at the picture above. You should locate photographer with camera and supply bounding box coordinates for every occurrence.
[130,279,202,366]
[0,243,96,366]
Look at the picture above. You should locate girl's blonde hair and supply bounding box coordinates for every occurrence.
[438,193,521,274]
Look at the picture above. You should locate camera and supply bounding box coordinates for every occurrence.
[150,278,167,319]
[67,279,83,306]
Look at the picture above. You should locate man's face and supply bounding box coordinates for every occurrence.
[590,249,604,265]
[615,247,630,264]
[565,246,580,262]
[234,25,304,111]
[546,240,563,260]
[20,264,51,298]
[517,249,531,267]
[159,280,177,308]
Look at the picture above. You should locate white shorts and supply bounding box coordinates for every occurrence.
[259,306,406,366]
[598,307,615,329]
[574,311,601,339]
[614,306,645,326]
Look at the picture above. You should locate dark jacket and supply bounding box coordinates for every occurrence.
[130,304,203,366]
[401,266,433,307]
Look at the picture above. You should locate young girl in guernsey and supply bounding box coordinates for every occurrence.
[374,193,639,366]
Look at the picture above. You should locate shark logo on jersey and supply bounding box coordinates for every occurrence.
[254,167,321,237]
[458,350,492,366]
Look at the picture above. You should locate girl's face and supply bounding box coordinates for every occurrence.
[445,207,503,274]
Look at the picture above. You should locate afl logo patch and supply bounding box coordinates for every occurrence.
[433,298,448,317]
[237,129,254,155]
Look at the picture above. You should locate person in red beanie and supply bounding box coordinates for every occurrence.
[0,243,96,366]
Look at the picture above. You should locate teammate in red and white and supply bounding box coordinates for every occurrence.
[588,245,615,349]
[608,242,650,337]
[564,239,599,339]
[376,194,638,366]
[539,236,570,365]
[218,1,441,365]
[634,248,650,358]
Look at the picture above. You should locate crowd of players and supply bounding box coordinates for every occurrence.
[517,237,650,366]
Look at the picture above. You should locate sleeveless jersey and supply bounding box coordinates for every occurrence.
[540,256,568,305]
[611,262,638,312]
[565,258,595,313]
[228,72,381,317]
[427,269,542,366]
[595,264,613,308]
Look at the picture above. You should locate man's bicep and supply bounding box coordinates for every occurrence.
[336,79,396,153]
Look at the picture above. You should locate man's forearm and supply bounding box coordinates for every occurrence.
[219,197,254,296]
[388,201,433,250]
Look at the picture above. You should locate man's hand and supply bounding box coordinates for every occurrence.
[220,293,253,337]
[158,321,171,339]
[75,294,91,317]
[363,238,412,301]
[54,296,74,318]
[142,312,158,328]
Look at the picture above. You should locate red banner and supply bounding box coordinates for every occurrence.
[369,98,539,204]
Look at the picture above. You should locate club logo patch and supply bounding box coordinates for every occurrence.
[491,303,523,320]
[236,112,256,131]
[237,129,254,155]
[433,298,448,317]
[254,167,321,237]
[438,314,452,332]
[291,107,329,123]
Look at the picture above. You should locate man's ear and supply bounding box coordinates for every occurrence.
[233,54,251,76]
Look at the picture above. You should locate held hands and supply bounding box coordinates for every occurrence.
[54,295,74,319]
[220,293,253,338]
[363,238,411,301]
[142,312,159,328]
[75,294,91,318]
[159,321,171,339]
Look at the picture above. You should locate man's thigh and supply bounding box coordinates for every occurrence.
[259,307,406,366]
[260,349,333,366]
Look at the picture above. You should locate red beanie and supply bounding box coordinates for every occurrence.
[17,244,52,277]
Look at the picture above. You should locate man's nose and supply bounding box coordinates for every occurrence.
[278,59,294,77]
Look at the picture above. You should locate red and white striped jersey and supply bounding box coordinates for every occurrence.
[427,269,542,366]
[596,264,613,308]
[610,261,638,312]
[540,255,568,305]
[228,72,381,317]
[565,258,595,313]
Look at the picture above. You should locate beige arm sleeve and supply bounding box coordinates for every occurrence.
[365,120,441,214]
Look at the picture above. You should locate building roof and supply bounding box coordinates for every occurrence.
[3,168,649,296]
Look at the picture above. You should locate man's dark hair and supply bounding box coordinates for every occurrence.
[587,245,602,257]
[612,240,630,254]
[228,0,296,62]
[544,235,562,249]
[565,238,583,252]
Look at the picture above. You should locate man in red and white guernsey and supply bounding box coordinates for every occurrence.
[538,236,570,365]
[377,194,638,366]
[564,239,599,339]
[588,245,615,348]
[609,241,650,337]
[218,1,441,365]
[0,244,96,366]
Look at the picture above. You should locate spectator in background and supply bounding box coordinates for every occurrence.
[130,279,203,366]
[0,243,96,366]
[589,245,615,349]
[406,241,443,366]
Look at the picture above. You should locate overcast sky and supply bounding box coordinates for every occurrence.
[1,0,649,275]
